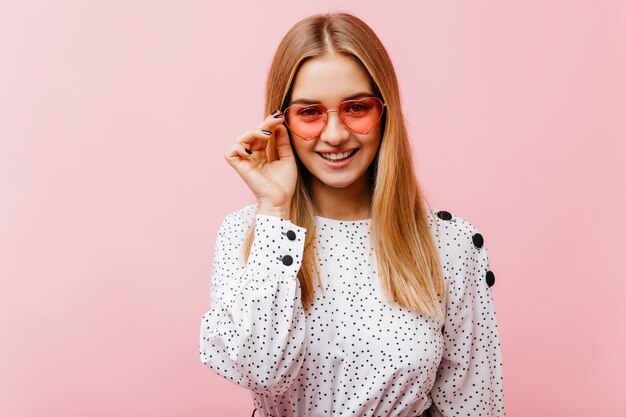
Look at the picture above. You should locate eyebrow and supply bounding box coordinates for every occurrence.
[288,91,375,106]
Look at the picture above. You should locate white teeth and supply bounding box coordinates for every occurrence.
[320,150,356,161]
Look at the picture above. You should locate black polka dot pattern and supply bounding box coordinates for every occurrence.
[200,204,505,416]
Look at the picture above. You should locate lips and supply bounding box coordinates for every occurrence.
[316,148,360,168]
[317,149,359,161]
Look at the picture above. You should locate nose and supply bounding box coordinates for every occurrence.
[319,110,350,145]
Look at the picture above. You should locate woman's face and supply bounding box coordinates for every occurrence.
[286,53,382,191]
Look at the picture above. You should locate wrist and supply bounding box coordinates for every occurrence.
[257,205,291,220]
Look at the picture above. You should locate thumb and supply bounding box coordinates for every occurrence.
[274,124,295,160]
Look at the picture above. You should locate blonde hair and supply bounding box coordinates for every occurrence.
[244,12,445,320]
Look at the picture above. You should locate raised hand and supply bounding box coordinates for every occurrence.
[224,110,297,218]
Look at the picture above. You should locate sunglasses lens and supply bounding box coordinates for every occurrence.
[339,98,384,134]
[284,105,328,140]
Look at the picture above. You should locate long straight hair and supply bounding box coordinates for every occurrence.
[243,13,445,320]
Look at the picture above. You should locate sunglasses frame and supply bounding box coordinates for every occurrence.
[282,96,387,140]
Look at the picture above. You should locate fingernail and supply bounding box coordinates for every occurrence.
[271,109,279,115]
[261,129,271,135]
[273,112,283,118]
[245,148,252,154]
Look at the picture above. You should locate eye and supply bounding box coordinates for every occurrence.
[344,102,370,114]
[297,106,324,117]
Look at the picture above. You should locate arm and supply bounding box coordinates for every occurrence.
[199,209,308,396]
[428,219,505,416]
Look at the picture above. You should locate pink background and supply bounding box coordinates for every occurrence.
[1,1,625,416]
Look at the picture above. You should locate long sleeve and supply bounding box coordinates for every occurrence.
[199,209,308,396]
[428,217,505,417]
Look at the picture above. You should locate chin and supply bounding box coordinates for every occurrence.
[316,173,363,189]
[322,180,354,189]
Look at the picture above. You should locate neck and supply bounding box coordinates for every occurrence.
[311,175,372,220]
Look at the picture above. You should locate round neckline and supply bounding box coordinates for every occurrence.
[315,215,372,223]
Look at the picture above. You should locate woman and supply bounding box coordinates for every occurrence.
[200,12,505,417]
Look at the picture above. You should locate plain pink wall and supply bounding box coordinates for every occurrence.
[1,1,625,416]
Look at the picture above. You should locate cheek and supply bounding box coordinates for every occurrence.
[364,130,382,152]
[291,139,315,158]
[290,143,317,172]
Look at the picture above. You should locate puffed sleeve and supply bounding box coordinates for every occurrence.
[428,215,505,416]
[199,208,308,396]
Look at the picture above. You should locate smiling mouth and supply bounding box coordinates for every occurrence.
[317,149,359,162]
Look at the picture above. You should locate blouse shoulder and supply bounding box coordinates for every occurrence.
[427,208,486,249]
[427,208,496,290]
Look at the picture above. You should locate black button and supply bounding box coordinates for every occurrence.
[436,210,452,221]
[281,255,293,266]
[472,233,484,248]
[285,230,296,241]
[486,270,495,287]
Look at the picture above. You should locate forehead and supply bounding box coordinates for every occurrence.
[290,54,373,104]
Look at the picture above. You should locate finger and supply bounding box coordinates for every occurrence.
[256,109,286,133]
[235,128,272,151]
[224,142,253,162]
[235,110,285,150]
[274,124,295,161]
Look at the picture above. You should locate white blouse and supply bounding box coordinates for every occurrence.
[199,203,505,417]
